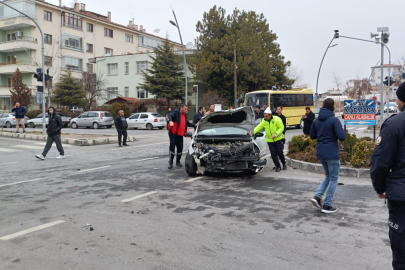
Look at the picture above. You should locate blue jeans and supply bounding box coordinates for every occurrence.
[315,159,340,206]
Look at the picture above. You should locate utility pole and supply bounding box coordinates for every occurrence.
[380,43,384,124]
[234,49,237,108]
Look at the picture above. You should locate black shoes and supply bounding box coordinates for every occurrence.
[176,162,182,167]
[123,144,129,146]
[272,167,276,170]
[275,167,281,172]
[321,205,337,214]
[283,164,287,170]
[119,145,122,147]
[310,196,322,209]
[168,163,173,169]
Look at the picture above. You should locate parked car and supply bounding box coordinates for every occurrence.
[28,113,71,128]
[126,112,166,130]
[70,111,114,129]
[185,107,267,176]
[0,113,29,128]
[384,102,398,113]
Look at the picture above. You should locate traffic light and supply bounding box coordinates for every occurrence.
[45,74,53,81]
[36,86,43,92]
[193,86,197,92]
[34,72,43,82]
[382,32,390,44]
[334,30,339,39]
[383,76,396,86]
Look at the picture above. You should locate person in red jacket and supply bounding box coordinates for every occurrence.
[167,104,197,169]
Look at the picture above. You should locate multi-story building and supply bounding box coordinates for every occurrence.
[370,64,402,86]
[0,0,181,111]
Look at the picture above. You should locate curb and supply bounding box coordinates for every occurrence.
[285,157,370,178]
[0,131,136,146]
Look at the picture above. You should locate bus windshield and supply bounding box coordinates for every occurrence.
[245,93,269,109]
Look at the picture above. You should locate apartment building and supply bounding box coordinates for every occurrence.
[0,0,182,111]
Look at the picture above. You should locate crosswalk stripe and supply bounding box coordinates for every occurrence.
[12,145,43,150]
[0,148,16,152]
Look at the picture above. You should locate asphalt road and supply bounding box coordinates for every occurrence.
[0,132,392,269]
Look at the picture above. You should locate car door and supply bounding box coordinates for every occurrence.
[139,114,149,128]
[76,112,88,127]
[127,114,140,128]
[253,118,267,157]
[87,112,97,126]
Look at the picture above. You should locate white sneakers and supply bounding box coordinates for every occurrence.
[35,154,45,160]
[56,155,65,159]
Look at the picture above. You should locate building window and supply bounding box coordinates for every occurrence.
[61,12,82,30]
[45,56,52,67]
[7,33,17,41]
[124,62,129,74]
[136,61,148,73]
[61,34,82,51]
[44,34,52,44]
[104,47,113,56]
[139,35,162,48]
[87,63,93,73]
[104,28,113,38]
[124,87,129,97]
[61,56,83,72]
[136,87,148,99]
[44,10,52,21]
[86,23,93,32]
[107,63,118,75]
[125,34,133,43]
[8,78,11,87]
[107,87,118,99]
[86,43,93,53]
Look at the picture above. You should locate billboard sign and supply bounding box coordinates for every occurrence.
[343,99,376,125]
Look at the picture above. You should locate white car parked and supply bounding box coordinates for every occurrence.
[127,112,166,130]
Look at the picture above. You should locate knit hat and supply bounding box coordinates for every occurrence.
[255,105,261,109]
[396,81,405,103]
[264,108,272,114]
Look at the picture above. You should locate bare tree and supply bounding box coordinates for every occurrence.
[331,71,344,90]
[82,71,109,111]
[344,78,370,99]
[286,65,307,88]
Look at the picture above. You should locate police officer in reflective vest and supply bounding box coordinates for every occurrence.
[371,81,405,269]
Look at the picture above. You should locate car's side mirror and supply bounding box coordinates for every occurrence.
[255,132,264,138]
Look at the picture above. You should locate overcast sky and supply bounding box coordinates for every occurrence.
[49,0,405,93]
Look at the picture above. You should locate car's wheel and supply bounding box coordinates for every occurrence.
[71,122,78,129]
[5,121,11,128]
[29,122,35,128]
[93,122,99,129]
[63,123,68,127]
[185,153,198,176]
[158,127,164,130]
[146,123,153,130]
[106,125,112,129]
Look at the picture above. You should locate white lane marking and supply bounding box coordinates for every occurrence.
[347,127,356,130]
[111,142,167,151]
[0,162,17,165]
[136,157,160,161]
[184,176,204,183]
[12,145,43,150]
[357,127,367,130]
[0,220,65,240]
[121,191,157,203]
[0,147,16,152]
[0,178,42,188]
[78,166,111,173]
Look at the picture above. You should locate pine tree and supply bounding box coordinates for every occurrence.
[140,38,185,106]
[52,69,86,110]
[9,68,32,107]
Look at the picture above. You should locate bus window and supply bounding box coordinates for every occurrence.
[270,93,313,107]
[245,93,269,109]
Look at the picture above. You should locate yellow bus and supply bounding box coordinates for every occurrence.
[244,89,314,128]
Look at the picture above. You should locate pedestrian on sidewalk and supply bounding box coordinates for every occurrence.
[302,106,315,135]
[167,104,197,169]
[115,110,129,147]
[276,106,286,145]
[11,102,27,134]
[310,98,346,213]
[35,106,65,160]
[254,108,286,172]
[370,81,405,269]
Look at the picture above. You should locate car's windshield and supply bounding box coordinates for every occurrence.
[197,127,249,136]
[151,113,163,117]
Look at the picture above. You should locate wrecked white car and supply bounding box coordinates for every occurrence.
[185,107,267,176]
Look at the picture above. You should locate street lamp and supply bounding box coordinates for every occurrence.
[169,9,188,105]
[315,32,338,109]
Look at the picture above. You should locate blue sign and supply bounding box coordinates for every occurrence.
[344,120,375,126]
[344,99,376,114]
[314,96,316,100]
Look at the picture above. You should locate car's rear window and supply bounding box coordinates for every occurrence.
[151,114,163,117]
[102,112,112,117]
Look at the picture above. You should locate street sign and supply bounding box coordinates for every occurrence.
[344,99,376,126]
[314,96,316,100]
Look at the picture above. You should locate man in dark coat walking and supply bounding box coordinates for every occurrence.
[11,102,27,133]
[35,106,65,160]
[115,110,129,147]
[302,106,315,135]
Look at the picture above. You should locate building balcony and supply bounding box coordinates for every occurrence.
[61,44,83,52]
[0,37,37,52]
[0,61,36,74]
[0,0,36,30]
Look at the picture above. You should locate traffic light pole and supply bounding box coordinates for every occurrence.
[0,2,46,136]
[383,44,391,119]
[315,36,335,109]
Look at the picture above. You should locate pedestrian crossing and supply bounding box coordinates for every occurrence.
[0,142,71,152]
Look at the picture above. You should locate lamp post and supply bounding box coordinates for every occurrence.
[0,1,46,135]
[315,36,338,109]
[169,10,188,105]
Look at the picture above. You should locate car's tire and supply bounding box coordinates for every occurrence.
[29,122,35,128]
[71,122,78,129]
[93,122,99,129]
[5,121,11,128]
[158,127,164,130]
[86,127,90,129]
[106,125,112,129]
[146,123,153,130]
[185,153,198,176]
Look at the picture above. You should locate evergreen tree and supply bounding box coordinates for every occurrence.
[52,69,86,110]
[9,68,31,107]
[195,6,294,104]
[141,38,185,106]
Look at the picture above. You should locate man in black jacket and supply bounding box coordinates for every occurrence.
[254,105,264,120]
[371,82,405,269]
[167,104,197,169]
[11,102,27,134]
[115,110,129,147]
[302,106,315,135]
[35,106,64,160]
[193,106,205,127]
[276,106,287,145]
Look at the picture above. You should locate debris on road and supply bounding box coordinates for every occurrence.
[338,183,344,186]
[341,217,345,220]
[131,211,134,214]
[257,230,265,234]
[82,223,92,230]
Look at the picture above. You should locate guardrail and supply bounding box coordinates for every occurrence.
[0,60,35,66]
[0,36,37,44]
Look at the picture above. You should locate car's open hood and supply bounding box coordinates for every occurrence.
[197,107,255,133]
